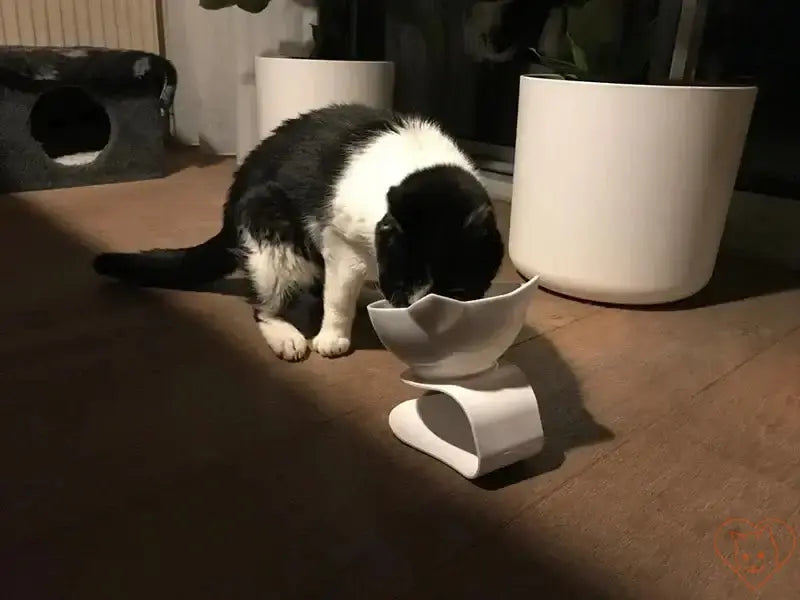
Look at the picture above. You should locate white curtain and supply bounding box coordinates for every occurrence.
[162,0,315,160]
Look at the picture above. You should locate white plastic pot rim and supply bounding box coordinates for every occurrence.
[520,74,757,92]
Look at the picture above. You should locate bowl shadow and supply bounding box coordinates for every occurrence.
[0,193,625,599]
[474,327,615,490]
[188,275,611,488]
[109,272,608,489]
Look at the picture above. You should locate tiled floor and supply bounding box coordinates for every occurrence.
[1,151,798,599]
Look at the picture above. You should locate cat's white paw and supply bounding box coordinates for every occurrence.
[311,331,351,358]
[271,335,309,362]
[258,319,309,362]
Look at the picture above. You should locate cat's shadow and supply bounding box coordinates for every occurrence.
[133,276,607,487]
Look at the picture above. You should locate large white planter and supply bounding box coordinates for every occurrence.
[251,56,394,155]
[509,76,757,304]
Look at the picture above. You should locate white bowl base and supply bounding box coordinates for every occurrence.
[390,363,545,479]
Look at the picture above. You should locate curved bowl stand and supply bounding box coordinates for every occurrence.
[389,362,545,479]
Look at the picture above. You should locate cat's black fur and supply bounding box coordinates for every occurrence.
[94,104,504,355]
[376,164,503,306]
[95,104,401,288]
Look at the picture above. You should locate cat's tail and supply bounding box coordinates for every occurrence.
[92,230,239,288]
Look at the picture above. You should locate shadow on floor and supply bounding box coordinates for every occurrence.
[477,328,615,491]
[423,284,614,488]
[104,274,386,352]
[0,193,619,599]
[164,140,229,175]
[99,272,608,487]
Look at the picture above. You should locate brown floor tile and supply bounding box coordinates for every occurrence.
[663,326,800,491]
[2,152,798,600]
[410,424,799,600]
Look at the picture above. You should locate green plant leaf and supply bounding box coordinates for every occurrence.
[529,47,583,78]
[566,32,589,72]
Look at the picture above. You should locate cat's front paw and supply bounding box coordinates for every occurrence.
[311,331,351,358]
[272,335,309,362]
[257,319,309,362]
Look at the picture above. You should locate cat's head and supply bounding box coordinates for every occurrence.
[375,165,504,307]
[731,527,778,575]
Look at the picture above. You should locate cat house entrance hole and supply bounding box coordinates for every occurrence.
[29,86,111,166]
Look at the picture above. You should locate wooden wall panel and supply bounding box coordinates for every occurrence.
[0,0,160,53]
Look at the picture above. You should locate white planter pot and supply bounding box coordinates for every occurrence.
[509,76,757,304]
[249,56,394,159]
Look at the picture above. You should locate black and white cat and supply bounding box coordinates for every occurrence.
[93,104,504,361]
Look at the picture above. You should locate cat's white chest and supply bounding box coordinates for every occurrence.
[328,205,381,279]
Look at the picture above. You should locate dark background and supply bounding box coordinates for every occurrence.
[359,0,800,199]
[699,0,800,198]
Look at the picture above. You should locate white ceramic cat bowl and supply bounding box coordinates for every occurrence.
[367,277,545,479]
[367,276,540,381]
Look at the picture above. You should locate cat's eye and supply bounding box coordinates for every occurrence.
[758,552,765,559]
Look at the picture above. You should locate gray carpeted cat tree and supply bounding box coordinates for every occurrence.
[0,46,177,193]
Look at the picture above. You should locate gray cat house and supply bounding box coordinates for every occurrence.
[0,46,176,193]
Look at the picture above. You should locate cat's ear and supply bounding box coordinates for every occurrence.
[386,185,403,217]
[376,211,409,304]
[376,212,406,253]
[387,185,400,206]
